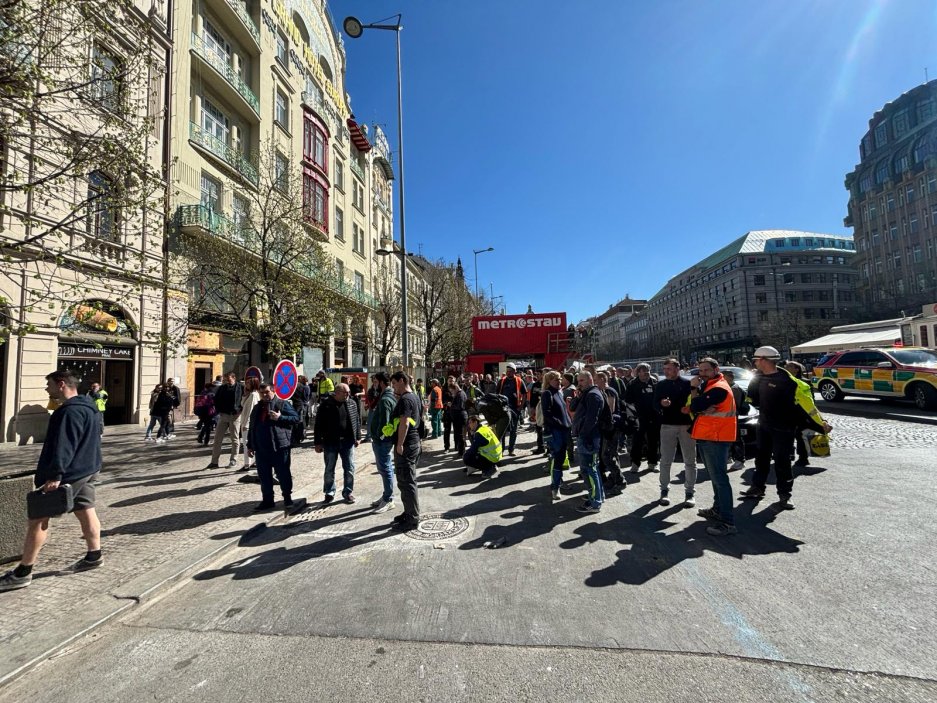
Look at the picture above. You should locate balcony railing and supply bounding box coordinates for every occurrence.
[191,33,259,115]
[189,121,258,185]
[373,190,391,213]
[350,159,365,182]
[226,0,260,46]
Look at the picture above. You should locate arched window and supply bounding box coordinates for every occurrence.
[319,56,333,83]
[893,148,911,175]
[292,13,310,45]
[87,170,118,241]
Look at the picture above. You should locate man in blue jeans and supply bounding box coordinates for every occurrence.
[368,372,397,513]
[314,383,360,504]
[570,371,605,514]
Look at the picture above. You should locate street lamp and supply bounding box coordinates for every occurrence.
[473,247,494,299]
[344,14,409,365]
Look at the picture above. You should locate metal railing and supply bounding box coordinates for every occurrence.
[226,0,261,45]
[188,122,258,185]
[350,159,365,182]
[373,190,391,213]
[191,33,259,114]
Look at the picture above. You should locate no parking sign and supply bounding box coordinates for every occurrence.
[272,359,298,401]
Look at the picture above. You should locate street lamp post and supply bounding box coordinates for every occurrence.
[473,246,494,299]
[344,14,409,366]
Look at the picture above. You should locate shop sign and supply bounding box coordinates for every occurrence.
[58,344,133,359]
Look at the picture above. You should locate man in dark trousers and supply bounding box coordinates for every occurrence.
[314,382,361,504]
[497,362,527,456]
[627,363,660,472]
[1,370,104,591]
[209,371,243,468]
[570,371,605,514]
[247,383,301,511]
[386,372,422,530]
[164,376,181,437]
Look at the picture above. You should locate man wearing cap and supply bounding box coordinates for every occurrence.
[497,363,527,456]
[743,346,831,512]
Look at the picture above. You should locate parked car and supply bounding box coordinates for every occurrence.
[811,347,937,410]
[683,365,754,392]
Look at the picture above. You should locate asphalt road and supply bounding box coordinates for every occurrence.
[2,412,936,703]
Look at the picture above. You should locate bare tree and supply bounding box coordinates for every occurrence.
[369,258,401,365]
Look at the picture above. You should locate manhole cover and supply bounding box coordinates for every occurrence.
[405,512,469,541]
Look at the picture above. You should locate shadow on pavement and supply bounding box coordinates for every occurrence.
[101,501,258,536]
[107,482,228,508]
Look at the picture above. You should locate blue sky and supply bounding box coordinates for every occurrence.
[332,0,937,322]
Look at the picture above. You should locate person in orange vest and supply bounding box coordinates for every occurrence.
[428,379,444,439]
[682,357,738,536]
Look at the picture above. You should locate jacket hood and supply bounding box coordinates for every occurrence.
[64,395,98,411]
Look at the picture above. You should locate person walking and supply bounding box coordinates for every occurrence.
[462,414,502,479]
[193,383,217,446]
[497,362,527,456]
[143,383,164,440]
[570,371,605,514]
[1,370,104,591]
[654,358,698,507]
[627,363,660,472]
[208,371,243,469]
[314,383,361,504]
[428,379,444,439]
[246,383,301,511]
[368,372,397,513]
[743,347,831,511]
[150,384,175,442]
[384,372,422,530]
[540,370,571,501]
[529,373,545,453]
[87,382,108,436]
[723,370,750,470]
[239,377,260,471]
[685,358,738,536]
[163,377,181,438]
[446,377,468,457]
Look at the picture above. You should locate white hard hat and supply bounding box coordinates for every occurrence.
[753,345,781,359]
[505,362,517,370]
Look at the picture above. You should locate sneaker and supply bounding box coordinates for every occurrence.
[205,463,219,469]
[697,507,721,521]
[730,460,745,470]
[391,519,419,531]
[227,459,238,468]
[252,501,275,512]
[168,433,177,439]
[483,469,499,479]
[323,494,334,504]
[739,486,765,499]
[144,436,153,441]
[392,513,409,524]
[373,498,395,514]
[684,493,696,507]
[0,569,32,591]
[658,492,670,506]
[73,556,103,572]
[344,493,357,504]
[155,437,167,443]
[551,488,561,501]
[706,522,738,536]
[648,464,659,473]
[576,503,601,514]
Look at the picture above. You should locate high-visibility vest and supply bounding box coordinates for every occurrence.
[784,369,827,432]
[430,386,443,409]
[91,390,108,413]
[690,375,737,442]
[476,424,503,463]
[317,378,334,395]
[381,416,417,438]
[499,376,524,408]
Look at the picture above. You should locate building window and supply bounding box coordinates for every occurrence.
[919,99,936,124]
[275,30,289,70]
[922,326,931,347]
[353,180,364,211]
[203,21,232,67]
[754,292,767,304]
[874,122,888,148]
[353,223,364,255]
[757,310,769,322]
[906,185,915,202]
[893,109,910,139]
[335,257,344,281]
[913,245,923,263]
[90,43,121,111]
[232,193,250,239]
[87,171,118,241]
[201,98,230,144]
[354,271,365,292]
[274,152,288,192]
[302,113,328,171]
[929,174,937,193]
[275,88,289,130]
[334,206,344,240]
[886,193,895,211]
[200,172,222,210]
[890,224,898,240]
[910,214,919,233]
[334,158,344,191]
[302,171,328,230]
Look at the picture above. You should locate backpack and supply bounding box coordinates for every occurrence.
[194,393,215,417]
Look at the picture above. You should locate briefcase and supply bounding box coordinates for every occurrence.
[26,484,74,519]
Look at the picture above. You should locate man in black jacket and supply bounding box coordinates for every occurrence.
[1,370,104,591]
[314,383,361,504]
[209,371,243,468]
[247,383,301,511]
[627,363,660,472]
[570,371,606,514]
[654,359,697,506]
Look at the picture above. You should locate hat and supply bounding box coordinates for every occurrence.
[505,362,517,370]
[753,345,781,360]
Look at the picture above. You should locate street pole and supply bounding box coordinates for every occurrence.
[473,247,493,299]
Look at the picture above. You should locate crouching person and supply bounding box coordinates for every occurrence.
[463,415,502,479]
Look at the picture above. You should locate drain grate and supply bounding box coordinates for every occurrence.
[405,512,470,541]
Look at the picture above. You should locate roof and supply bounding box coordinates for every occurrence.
[346,118,372,152]
[791,327,902,355]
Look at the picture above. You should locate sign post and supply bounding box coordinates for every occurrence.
[272,359,298,401]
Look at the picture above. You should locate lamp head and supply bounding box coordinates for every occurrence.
[343,16,363,38]
[376,246,391,256]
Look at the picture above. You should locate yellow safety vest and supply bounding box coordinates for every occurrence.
[784,369,827,431]
[381,416,417,438]
[476,424,503,463]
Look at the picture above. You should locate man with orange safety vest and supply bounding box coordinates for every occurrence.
[428,379,444,440]
[497,362,527,456]
[682,357,738,536]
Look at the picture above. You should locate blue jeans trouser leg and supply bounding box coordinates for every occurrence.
[698,440,733,525]
[577,433,604,507]
[323,441,356,496]
[372,439,395,502]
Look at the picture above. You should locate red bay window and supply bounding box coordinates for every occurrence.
[303,110,329,174]
[303,168,328,231]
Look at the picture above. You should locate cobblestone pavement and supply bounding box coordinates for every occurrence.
[815,403,937,448]
[0,422,381,681]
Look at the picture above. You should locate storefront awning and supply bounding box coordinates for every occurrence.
[791,327,901,355]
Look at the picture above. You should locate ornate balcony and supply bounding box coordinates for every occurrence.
[188,122,258,185]
[190,33,259,115]
[222,0,260,49]
[350,159,365,182]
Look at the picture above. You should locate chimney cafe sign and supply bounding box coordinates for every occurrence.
[58,344,133,359]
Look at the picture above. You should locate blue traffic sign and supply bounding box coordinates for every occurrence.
[273,359,298,401]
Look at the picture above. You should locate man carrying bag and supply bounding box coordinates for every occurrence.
[1,369,104,591]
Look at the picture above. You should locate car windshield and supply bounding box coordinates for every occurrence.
[688,366,753,382]
[889,349,937,367]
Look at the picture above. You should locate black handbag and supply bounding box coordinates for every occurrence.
[26,484,74,519]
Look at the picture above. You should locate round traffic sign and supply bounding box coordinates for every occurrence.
[273,359,298,400]
[245,366,263,382]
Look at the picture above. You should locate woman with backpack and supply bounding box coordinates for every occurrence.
[193,383,217,445]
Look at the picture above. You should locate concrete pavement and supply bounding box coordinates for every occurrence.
[1,413,936,701]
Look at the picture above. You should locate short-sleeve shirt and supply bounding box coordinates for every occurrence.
[391,391,422,447]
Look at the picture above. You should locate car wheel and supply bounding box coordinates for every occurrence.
[910,383,937,411]
[818,380,844,402]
